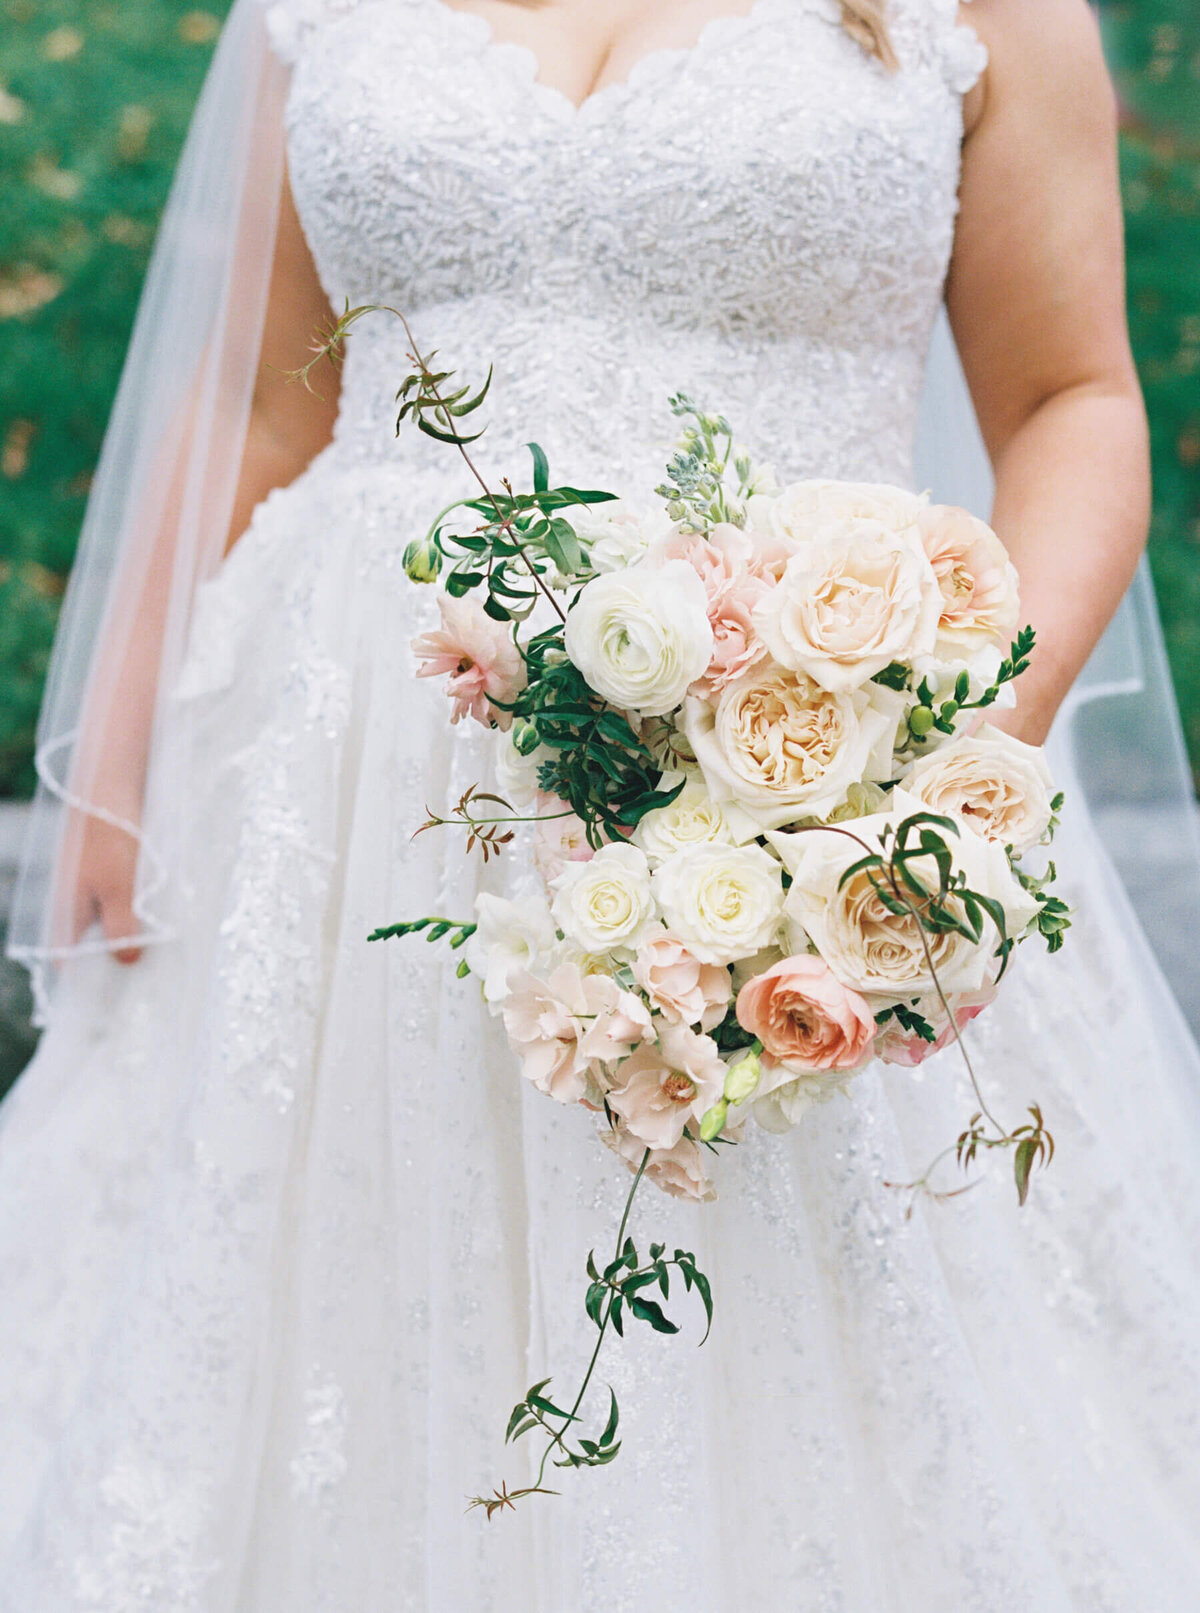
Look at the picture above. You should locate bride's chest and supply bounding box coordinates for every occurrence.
[276,0,969,338]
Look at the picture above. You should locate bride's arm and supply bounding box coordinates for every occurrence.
[946,0,1150,744]
[77,169,339,964]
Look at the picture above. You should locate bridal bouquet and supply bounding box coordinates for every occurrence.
[301,306,1069,1515]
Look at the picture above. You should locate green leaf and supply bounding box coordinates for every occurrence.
[610,1296,624,1337]
[871,661,910,691]
[600,1388,620,1448]
[528,1391,575,1421]
[690,1266,715,1344]
[1014,1136,1038,1207]
[527,441,550,494]
[628,1295,681,1334]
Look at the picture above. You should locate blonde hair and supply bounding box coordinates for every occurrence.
[837,0,899,71]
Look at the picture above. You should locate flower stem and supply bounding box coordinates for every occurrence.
[531,1148,650,1491]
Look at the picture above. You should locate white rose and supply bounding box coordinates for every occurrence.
[754,519,942,692]
[563,560,714,716]
[564,499,677,574]
[551,842,656,956]
[466,892,558,1007]
[768,789,1039,1003]
[651,843,784,965]
[755,479,927,545]
[632,773,735,865]
[902,725,1056,855]
[684,665,901,836]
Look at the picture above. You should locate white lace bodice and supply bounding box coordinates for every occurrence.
[268,0,987,493]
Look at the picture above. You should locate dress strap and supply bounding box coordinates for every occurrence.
[885,0,989,95]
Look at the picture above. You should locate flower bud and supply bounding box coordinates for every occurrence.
[512,718,541,756]
[723,1048,762,1105]
[402,535,441,583]
[699,1098,729,1142]
[908,705,936,738]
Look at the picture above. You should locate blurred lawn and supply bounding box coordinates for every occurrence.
[0,0,1198,791]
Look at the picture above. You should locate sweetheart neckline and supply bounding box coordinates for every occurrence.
[418,0,822,122]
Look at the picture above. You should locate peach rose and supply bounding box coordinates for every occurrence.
[412,594,525,729]
[607,1022,726,1150]
[917,504,1020,657]
[602,1120,716,1203]
[901,726,1055,855]
[632,932,732,1031]
[736,953,875,1073]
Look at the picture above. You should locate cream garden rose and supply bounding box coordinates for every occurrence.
[768,790,1039,1002]
[631,774,735,865]
[651,842,784,965]
[563,559,713,716]
[917,503,1020,657]
[684,664,900,833]
[902,725,1055,854]
[754,478,927,546]
[551,842,656,957]
[754,520,942,692]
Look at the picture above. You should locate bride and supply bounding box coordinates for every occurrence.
[3,0,1200,1605]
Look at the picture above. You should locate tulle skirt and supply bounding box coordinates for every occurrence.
[3,452,1200,1612]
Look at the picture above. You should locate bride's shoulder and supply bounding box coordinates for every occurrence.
[957,0,1116,139]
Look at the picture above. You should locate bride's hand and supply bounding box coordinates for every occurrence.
[72,811,143,966]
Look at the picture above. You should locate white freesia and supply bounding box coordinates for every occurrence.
[564,560,714,716]
[753,478,927,546]
[465,893,557,1007]
[902,725,1056,854]
[551,841,657,956]
[492,728,547,807]
[754,520,942,692]
[651,843,784,965]
[564,498,676,574]
[684,665,901,835]
[752,1065,856,1135]
[632,773,735,865]
[768,790,1040,1002]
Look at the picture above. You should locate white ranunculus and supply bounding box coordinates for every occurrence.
[768,789,1039,1003]
[754,479,928,546]
[902,725,1056,855]
[754,519,942,692]
[651,843,784,965]
[683,665,902,836]
[551,842,657,957]
[564,560,714,716]
[465,892,558,1008]
[563,499,677,574]
[632,773,735,865]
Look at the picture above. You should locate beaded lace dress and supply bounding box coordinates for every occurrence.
[3,0,1200,1607]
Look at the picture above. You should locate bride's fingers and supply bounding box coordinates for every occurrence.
[99,892,144,966]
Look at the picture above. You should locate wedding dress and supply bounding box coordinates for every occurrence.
[4,0,1200,1607]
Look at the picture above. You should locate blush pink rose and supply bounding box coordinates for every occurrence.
[412,594,525,729]
[736,953,875,1073]
[533,792,594,885]
[632,932,732,1031]
[874,986,997,1068]
[607,1022,726,1150]
[690,575,770,701]
[602,1120,716,1203]
[646,523,757,602]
